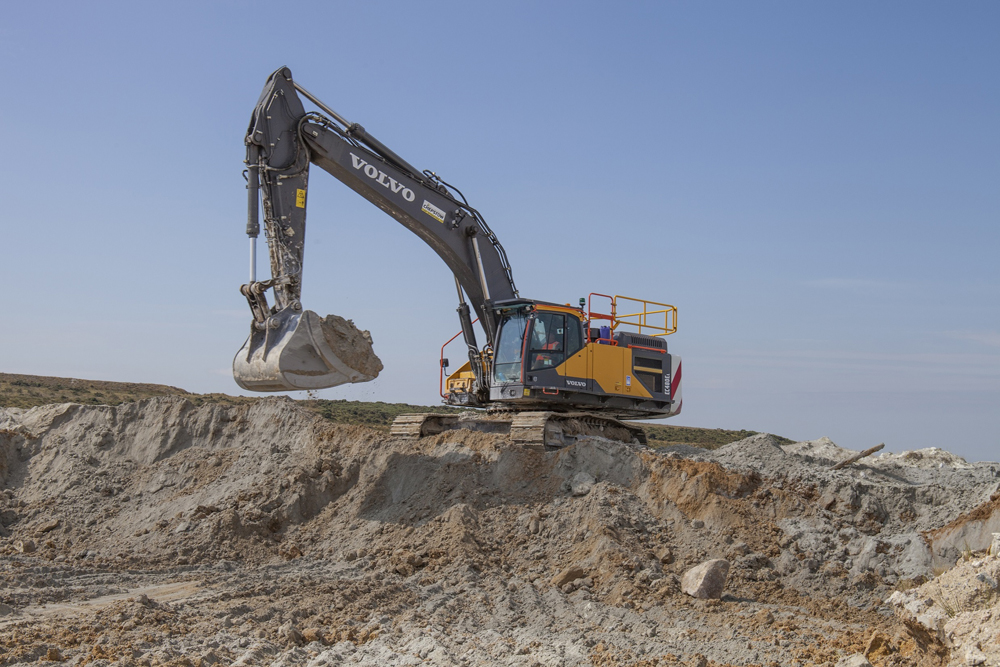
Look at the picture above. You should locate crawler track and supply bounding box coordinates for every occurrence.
[390,411,646,449]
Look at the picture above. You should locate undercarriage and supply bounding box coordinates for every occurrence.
[389,411,647,450]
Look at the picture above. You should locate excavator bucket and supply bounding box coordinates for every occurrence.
[233,309,382,392]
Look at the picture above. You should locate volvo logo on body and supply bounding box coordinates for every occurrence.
[349,153,415,202]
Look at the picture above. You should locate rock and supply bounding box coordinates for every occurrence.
[835,655,872,667]
[570,472,595,496]
[37,518,60,534]
[754,609,774,625]
[16,539,35,554]
[965,646,987,666]
[552,566,587,588]
[302,627,325,644]
[0,603,13,616]
[46,647,63,662]
[681,559,730,599]
[690,519,704,529]
[991,533,1000,557]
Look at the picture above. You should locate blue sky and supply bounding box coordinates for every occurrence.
[1,2,997,460]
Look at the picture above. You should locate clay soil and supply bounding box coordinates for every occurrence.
[1,392,998,666]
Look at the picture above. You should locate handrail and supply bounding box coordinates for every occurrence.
[587,292,615,321]
[587,293,677,338]
[440,318,479,398]
[614,295,677,337]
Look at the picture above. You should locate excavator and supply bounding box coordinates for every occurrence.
[233,67,682,448]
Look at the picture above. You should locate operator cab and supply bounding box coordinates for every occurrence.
[490,300,585,401]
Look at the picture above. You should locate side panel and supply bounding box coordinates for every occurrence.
[632,350,668,397]
[589,344,653,399]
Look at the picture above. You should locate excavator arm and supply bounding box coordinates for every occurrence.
[235,67,516,395]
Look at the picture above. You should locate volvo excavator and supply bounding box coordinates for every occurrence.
[233,67,683,448]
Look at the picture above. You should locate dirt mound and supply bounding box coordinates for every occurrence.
[0,399,997,665]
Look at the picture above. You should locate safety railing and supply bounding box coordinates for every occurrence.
[586,293,619,345]
[588,293,677,338]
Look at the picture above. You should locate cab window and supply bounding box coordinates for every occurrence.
[493,311,527,383]
[529,312,566,371]
[565,314,583,356]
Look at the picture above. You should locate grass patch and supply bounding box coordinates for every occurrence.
[0,373,192,408]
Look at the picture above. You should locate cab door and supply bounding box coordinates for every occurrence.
[555,313,591,391]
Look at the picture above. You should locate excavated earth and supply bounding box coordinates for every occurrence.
[317,315,383,380]
[0,397,998,666]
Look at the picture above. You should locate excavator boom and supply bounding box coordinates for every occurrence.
[235,67,515,393]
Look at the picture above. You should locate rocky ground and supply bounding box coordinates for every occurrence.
[1,395,998,666]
